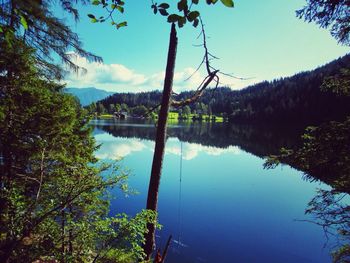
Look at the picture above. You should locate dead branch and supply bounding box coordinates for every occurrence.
[160,235,172,263]
[170,17,219,108]
[36,147,46,201]
[171,70,218,108]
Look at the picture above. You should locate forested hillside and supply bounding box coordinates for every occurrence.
[95,54,350,124]
[224,54,350,124]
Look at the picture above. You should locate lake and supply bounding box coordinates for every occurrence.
[91,119,334,263]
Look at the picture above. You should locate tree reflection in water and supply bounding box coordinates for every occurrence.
[91,118,350,262]
[265,118,350,263]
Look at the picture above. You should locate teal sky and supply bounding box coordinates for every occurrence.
[61,0,349,92]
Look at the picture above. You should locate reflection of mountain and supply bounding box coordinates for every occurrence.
[91,120,304,159]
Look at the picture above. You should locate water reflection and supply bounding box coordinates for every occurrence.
[91,118,304,158]
[91,119,346,263]
[95,132,241,161]
[95,134,148,159]
[304,189,350,262]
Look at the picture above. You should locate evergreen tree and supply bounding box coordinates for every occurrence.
[0,39,156,263]
[297,0,350,45]
[0,0,101,79]
[265,1,350,261]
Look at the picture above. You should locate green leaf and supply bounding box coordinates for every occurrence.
[167,14,182,23]
[177,0,188,11]
[153,6,158,14]
[187,11,200,22]
[92,0,101,5]
[193,18,199,27]
[178,16,186,27]
[220,0,234,7]
[4,31,13,46]
[20,15,28,30]
[159,9,169,16]
[158,3,170,9]
[116,6,124,13]
[91,18,98,23]
[116,21,127,29]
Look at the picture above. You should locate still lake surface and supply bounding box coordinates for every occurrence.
[91,119,333,263]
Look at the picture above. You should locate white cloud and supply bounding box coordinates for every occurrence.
[64,54,147,91]
[165,139,241,160]
[95,138,148,159]
[93,134,241,161]
[63,54,252,92]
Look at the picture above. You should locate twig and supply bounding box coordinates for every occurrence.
[36,147,46,201]
[171,17,219,107]
[160,235,172,263]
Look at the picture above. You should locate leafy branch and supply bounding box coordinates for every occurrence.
[88,0,234,29]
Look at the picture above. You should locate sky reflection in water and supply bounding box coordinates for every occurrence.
[93,121,332,263]
[95,133,241,161]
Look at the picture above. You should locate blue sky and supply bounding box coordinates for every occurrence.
[61,0,349,92]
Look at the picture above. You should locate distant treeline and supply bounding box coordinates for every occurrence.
[93,54,350,124]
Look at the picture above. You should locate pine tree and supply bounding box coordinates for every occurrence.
[0,23,154,263]
[0,0,101,79]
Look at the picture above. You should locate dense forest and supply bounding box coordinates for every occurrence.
[1,0,350,261]
[0,1,156,262]
[94,54,350,124]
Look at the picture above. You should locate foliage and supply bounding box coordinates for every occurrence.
[81,209,159,263]
[264,2,350,257]
[296,0,350,45]
[264,28,350,261]
[322,68,350,96]
[301,189,350,263]
[94,54,350,125]
[88,0,233,29]
[131,105,148,116]
[225,55,350,124]
[0,0,101,79]
[0,38,156,262]
[264,117,350,191]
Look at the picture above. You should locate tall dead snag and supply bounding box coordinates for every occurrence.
[90,2,235,260]
[143,23,178,260]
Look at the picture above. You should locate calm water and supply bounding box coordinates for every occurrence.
[91,119,333,263]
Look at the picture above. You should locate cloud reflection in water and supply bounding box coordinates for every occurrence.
[94,134,241,160]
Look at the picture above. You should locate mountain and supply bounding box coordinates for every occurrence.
[97,54,350,125]
[220,54,350,124]
[64,87,114,106]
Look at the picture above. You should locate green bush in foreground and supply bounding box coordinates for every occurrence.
[0,39,156,263]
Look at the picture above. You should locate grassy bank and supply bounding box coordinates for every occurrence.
[96,112,224,122]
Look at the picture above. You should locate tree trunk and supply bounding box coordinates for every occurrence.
[143,23,178,260]
[1,240,17,263]
[61,210,66,262]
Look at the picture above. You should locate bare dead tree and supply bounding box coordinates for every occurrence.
[143,22,178,259]
[143,18,221,260]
